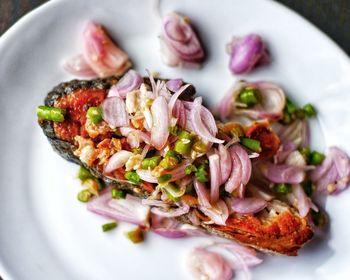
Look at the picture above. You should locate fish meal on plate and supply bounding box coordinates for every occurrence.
[36,16,350,280]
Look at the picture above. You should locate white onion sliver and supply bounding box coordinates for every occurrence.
[194,179,211,208]
[218,144,232,184]
[209,153,221,203]
[136,169,158,183]
[104,150,133,173]
[151,96,170,150]
[101,97,129,128]
[199,200,229,225]
[63,54,97,77]
[228,197,267,214]
[151,204,190,218]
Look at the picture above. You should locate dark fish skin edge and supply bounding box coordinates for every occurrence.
[38,76,313,256]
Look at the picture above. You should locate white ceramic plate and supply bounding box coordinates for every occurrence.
[1,0,350,279]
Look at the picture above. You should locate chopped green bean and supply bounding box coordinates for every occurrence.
[37,105,66,122]
[238,88,259,107]
[141,156,161,170]
[158,174,172,184]
[174,139,192,155]
[159,157,179,170]
[185,164,197,175]
[274,183,292,194]
[165,150,181,161]
[102,222,118,232]
[240,138,262,153]
[112,188,126,199]
[77,189,92,203]
[309,151,325,165]
[195,164,208,183]
[285,98,298,115]
[77,166,94,182]
[178,130,193,140]
[303,104,317,118]
[169,125,179,136]
[87,106,103,124]
[124,171,141,185]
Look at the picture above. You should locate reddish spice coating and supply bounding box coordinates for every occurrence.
[53,89,107,142]
[245,123,280,159]
[211,211,313,256]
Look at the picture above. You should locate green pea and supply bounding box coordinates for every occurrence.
[87,106,103,124]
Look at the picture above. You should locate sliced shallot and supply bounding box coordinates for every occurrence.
[104,150,133,173]
[63,54,97,78]
[151,96,169,150]
[107,70,142,98]
[151,204,190,218]
[226,197,267,214]
[209,153,221,203]
[199,200,229,225]
[101,97,129,128]
[87,189,150,227]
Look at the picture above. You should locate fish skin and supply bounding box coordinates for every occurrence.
[38,76,313,256]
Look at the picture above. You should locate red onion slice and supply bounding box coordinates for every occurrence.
[286,184,313,217]
[260,162,305,184]
[82,22,130,77]
[199,200,229,226]
[107,70,142,98]
[119,127,151,145]
[172,100,187,128]
[104,150,133,173]
[187,247,233,280]
[151,204,190,218]
[228,34,269,75]
[168,84,191,115]
[162,13,204,64]
[63,54,97,78]
[218,144,232,184]
[87,188,150,227]
[277,119,309,148]
[101,97,129,128]
[225,148,243,193]
[194,179,211,208]
[151,214,206,238]
[231,144,252,185]
[209,153,221,203]
[227,197,267,214]
[311,146,350,194]
[166,79,183,92]
[151,96,169,150]
[190,97,224,144]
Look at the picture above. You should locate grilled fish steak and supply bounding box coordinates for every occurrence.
[38,76,313,256]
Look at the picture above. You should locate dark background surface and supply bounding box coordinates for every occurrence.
[1,0,350,55]
[0,0,349,279]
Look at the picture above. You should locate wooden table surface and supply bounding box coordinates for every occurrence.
[0,0,349,279]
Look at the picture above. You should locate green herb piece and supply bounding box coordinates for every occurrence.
[77,189,92,203]
[112,188,126,199]
[185,164,197,175]
[303,103,317,118]
[309,151,325,165]
[192,140,207,154]
[165,150,181,161]
[77,166,94,182]
[195,164,208,183]
[158,174,172,184]
[311,210,326,227]
[240,138,262,153]
[124,171,141,185]
[37,105,66,122]
[273,183,292,194]
[303,181,314,197]
[238,88,259,107]
[141,156,161,170]
[126,227,144,244]
[86,106,103,124]
[102,222,118,232]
